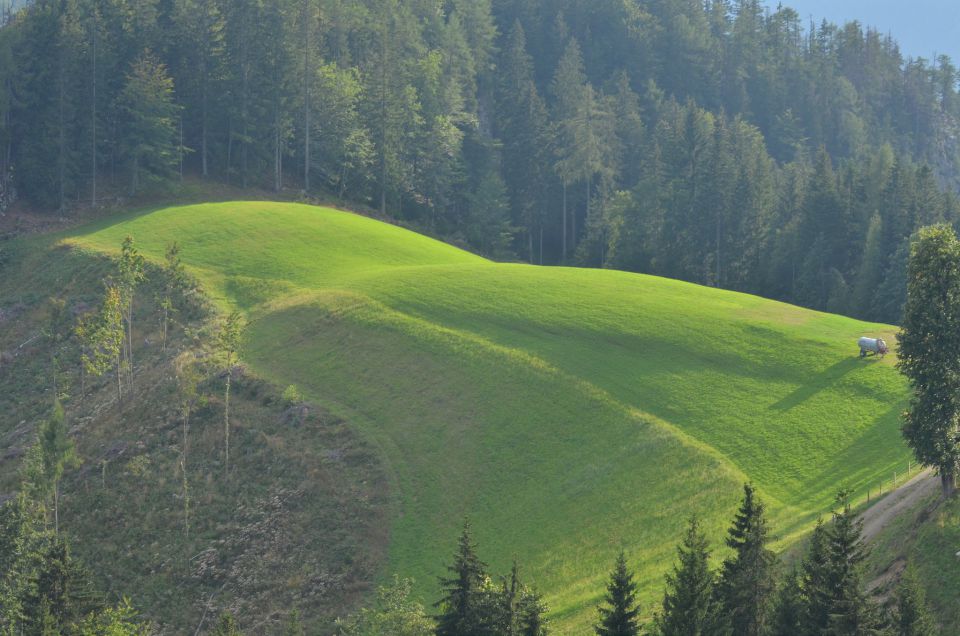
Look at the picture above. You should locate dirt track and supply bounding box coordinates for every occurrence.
[860,468,938,542]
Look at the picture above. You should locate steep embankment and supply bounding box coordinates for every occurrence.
[66,201,911,633]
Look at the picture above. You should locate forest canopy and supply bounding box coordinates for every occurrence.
[2,0,960,322]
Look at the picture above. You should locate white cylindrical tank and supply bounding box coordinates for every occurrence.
[858,337,888,356]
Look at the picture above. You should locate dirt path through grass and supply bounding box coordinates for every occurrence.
[861,468,937,542]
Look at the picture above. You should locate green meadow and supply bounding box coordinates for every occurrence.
[68,201,911,633]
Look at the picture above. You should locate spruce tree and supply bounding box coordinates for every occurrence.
[517,588,549,636]
[770,569,804,636]
[435,520,488,636]
[118,53,180,195]
[717,483,777,636]
[654,517,727,636]
[595,550,641,636]
[800,519,832,634]
[823,492,883,635]
[894,566,937,636]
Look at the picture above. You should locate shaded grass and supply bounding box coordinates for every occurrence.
[65,201,913,633]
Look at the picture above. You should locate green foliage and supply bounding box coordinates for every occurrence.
[3,0,960,324]
[335,576,433,636]
[118,54,181,195]
[435,521,489,636]
[823,493,884,635]
[894,566,938,636]
[717,483,776,636]
[77,599,150,635]
[595,550,641,636]
[38,400,81,532]
[770,569,804,636]
[209,612,243,636]
[71,200,913,633]
[898,225,960,494]
[281,384,303,406]
[795,495,883,636]
[653,517,727,636]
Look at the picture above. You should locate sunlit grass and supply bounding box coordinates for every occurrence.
[70,201,911,633]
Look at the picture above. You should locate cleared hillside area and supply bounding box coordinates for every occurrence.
[65,201,911,633]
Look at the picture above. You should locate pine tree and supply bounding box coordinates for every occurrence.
[595,549,640,636]
[717,483,777,636]
[517,587,549,636]
[894,566,937,636]
[118,53,180,195]
[800,518,832,634]
[824,492,882,635]
[435,520,488,636]
[654,517,728,636]
[770,569,804,636]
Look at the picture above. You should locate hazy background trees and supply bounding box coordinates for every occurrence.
[4,0,960,322]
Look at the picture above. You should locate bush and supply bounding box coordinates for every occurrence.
[281,384,303,406]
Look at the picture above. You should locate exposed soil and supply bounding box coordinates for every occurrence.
[860,469,939,543]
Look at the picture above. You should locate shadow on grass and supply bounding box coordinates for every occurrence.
[769,357,867,411]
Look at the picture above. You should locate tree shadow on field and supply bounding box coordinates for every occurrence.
[770,357,864,411]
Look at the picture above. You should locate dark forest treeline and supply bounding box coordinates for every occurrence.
[3,0,960,321]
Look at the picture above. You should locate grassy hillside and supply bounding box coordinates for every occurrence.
[0,235,389,633]
[64,201,911,633]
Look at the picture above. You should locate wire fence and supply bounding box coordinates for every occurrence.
[856,459,928,509]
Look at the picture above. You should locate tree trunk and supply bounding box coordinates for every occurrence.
[201,59,208,177]
[54,482,59,534]
[115,351,123,407]
[539,225,543,265]
[126,302,135,391]
[716,210,722,287]
[58,45,66,214]
[183,407,190,539]
[942,469,956,497]
[224,368,231,477]
[179,116,183,183]
[562,178,567,262]
[91,17,97,208]
[302,0,311,192]
[378,22,388,216]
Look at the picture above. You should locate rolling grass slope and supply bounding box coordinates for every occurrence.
[68,201,911,633]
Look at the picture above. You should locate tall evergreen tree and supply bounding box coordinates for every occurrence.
[435,520,488,636]
[799,519,832,635]
[770,569,804,636]
[595,549,641,636]
[118,53,180,195]
[894,566,937,636]
[823,492,882,635]
[717,483,777,636]
[654,517,728,636]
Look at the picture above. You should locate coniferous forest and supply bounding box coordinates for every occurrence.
[5,1,960,634]
[3,0,960,322]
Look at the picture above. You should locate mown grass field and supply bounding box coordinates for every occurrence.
[67,201,912,633]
